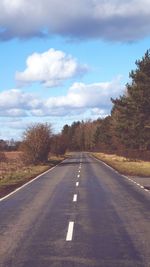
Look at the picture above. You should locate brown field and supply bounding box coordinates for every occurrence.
[92,152,150,177]
[4,151,22,160]
[0,151,24,180]
[0,151,65,198]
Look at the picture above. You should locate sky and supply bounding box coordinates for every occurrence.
[0,0,150,140]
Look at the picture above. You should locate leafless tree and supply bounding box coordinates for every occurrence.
[21,123,52,164]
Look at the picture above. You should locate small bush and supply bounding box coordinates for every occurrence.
[21,123,52,165]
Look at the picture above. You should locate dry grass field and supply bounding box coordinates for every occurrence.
[0,151,64,198]
[0,151,24,180]
[92,152,150,177]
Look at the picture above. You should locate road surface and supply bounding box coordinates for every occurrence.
[0,152,150,267]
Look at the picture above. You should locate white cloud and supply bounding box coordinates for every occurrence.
[0,89,42,117]
[16,49,88,87]
[0,77,123,118]
[44,78,123,115]
[1,0,150,42]
[0,118,28,140]
[0,109,27,117]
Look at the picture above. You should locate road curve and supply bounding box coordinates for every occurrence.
[0,152,150,267]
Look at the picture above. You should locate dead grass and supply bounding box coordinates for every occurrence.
[0,152,65,197]
[92,152,150,177]
[0,152,24,181]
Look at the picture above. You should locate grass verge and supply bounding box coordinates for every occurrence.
[0,155,65,198]
[92,152,150,177]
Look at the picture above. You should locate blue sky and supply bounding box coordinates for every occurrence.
[0,0,150,140]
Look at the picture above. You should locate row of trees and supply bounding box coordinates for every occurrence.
[56,50,150,159]
[111,50,150,151]
[1,50,149,163]
[0,139,20,151]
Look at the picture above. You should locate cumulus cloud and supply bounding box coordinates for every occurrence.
[0,0,150,42]
[16,49,88,87]
[0,77,123,118]
[0,109,27,117]
[43,78,123,115]
[0,118,29,139]
[0,89,42,117]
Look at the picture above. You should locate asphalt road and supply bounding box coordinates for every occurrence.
[0,152,150,267]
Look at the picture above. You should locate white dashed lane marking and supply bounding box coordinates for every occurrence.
[73,194,77,202]
[66,221,74,241]
[76,182,79,187]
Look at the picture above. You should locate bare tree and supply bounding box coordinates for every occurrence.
[21,123,52,164]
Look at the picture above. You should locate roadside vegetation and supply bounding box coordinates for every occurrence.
[92,153,150,177]
[0,50,150,197]
[0,123,67,198]
[57,50,150,161]
[0,152,65,198]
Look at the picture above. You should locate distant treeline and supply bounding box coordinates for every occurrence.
[51,50,150,160]
[0,139,21,152]
[1,50,150,163]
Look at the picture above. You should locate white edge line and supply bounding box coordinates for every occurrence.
[66,221,74,241]
[0,160,65,202]
[92,155,150,194]
[144,189,149,192]
[93,155,118,173]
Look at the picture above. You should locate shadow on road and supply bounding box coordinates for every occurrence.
[59,161,89,166]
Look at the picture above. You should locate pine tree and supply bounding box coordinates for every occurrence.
[111,50,150,150]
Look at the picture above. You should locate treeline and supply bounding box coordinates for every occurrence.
[53,50,150,160]
[1,50,150,163]
[0,139,20,151]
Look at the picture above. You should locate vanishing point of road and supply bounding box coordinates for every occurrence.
[0,153,150,267]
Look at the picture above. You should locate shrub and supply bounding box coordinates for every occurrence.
[21,123,52,164]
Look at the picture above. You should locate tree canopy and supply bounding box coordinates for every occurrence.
[111,50,150,150]
[5,50,150,163]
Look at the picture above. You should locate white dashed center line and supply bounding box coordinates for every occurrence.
[65,162,82,242]
[76,182,79,187]
[66,221,74,241]
[73,194,77,202]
